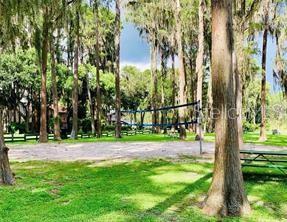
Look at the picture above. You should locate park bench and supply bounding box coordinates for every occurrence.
[240,150,287,175]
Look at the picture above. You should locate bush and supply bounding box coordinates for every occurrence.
[243,121,259,133]
[102,125,132,131]
[8,122,26,134]
[81,118,92,133]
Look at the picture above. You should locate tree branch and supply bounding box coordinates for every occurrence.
[245,0,261,20]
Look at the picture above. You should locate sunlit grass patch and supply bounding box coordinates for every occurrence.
[0,159,286,222]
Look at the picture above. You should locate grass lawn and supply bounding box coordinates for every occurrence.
[1,158,286,222]
[202,132,287,147]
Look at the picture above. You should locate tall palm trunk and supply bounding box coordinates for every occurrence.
[50,36,61,141]
[0,109,14,185]
[71,8,80,140]
[175,0,186,140]
[195,0,205,140]
[94,1,102,138]
[115,0,121,138]
[39,13,49,143]
[203,0,250,216]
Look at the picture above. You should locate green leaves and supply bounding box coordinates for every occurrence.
[0,49,39,105]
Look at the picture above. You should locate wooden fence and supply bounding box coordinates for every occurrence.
[4,129,153,143]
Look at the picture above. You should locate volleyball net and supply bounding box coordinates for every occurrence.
[121,101,203,154]
[121,101,201,130]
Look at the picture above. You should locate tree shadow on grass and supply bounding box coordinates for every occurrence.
[143,173,212,216]
[243,170,287,220]
[1,160,214,222]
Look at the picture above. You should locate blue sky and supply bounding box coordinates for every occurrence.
[120,22,280,92]
[120,23,150,69]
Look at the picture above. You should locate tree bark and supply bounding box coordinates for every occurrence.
[161,51,167,134]
[203,0,250,216]
[94,1,102,138]
[195,0,205,141]
[70,7,80,140]
[0,109,14,185]
[171,52,176,108]
[87,75,95,135]
[151,43,160,133]
[115,0,122,138]
[25,102,30,133]
[50,35,61,141]
[171,52,177,130]
[259,29,268,142]
[175,0,186,139]
[39,14,49,143]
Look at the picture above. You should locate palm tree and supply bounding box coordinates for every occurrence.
[203,0,250,216]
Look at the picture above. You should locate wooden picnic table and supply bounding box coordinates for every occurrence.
[240,150,287,175]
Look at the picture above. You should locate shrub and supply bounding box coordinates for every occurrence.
[8,122,26,134]
[243,121,259,132]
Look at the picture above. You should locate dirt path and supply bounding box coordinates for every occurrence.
[8,141,287,162]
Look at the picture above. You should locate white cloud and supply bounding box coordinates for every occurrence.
[121,57,179,71]
[120,61,151,71]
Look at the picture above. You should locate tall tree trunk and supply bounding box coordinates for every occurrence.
[259,29,268,142]
[71,7,80,140]
[234,0,252,148]
[87,75,95,135]
[50,36,61,141]
[161,51,167,134]
[32,91,39,133]
[234,15,245,149]
[151,43,160,133]
[25,103,30,133]
[171,52,177,130]
[39,14,49,143]
[171,52,176,108]
[94,1,102,138]
[115,0,122,138]
[175,0,186,139]
[234,53,244,147]
[203,0,250,216]
[206,76,213,132]
[0,108,14,185]
[195,0,205,140]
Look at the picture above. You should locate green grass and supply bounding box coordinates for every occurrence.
[7,132,287,147]
[202,132,287,147]
[1,158,286,222]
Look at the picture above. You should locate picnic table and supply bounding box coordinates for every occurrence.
[240,150,287,175]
